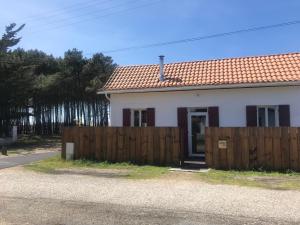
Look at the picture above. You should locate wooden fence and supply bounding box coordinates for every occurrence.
[62,127,182,166]
[205,127,300,171]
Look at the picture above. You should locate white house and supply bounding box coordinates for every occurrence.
[99,53,300,158]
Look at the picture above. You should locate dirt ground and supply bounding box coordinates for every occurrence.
[0,166,299,225]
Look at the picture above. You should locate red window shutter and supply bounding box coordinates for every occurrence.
[146,108,155,127]
[279,105,290,126]
[246,106,257,127]
[208,107,219,127]
[177,108,188,158]
[123,108,131,127]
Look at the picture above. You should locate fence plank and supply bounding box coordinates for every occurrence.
[273,128,282,170]
[297,128,300,171]
[233,128,242,170]
[117,128,124,162]
[226,128,234,170]
[147,127,154,164]
[264,128,273,170]
[159,128,166,165]
[205,128,213,167]
[280,127,290,170]
[153,128,160,164]
[248,128,257,169]
[219,128,228,169]
[172,128,181,166]
[204,127,300,171]
[61,127,182,166]
[61,126,300,171]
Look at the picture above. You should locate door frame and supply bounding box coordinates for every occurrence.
[187,111,208,157]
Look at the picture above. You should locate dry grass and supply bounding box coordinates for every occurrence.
[25,155,169,179]
[197,169,300,190]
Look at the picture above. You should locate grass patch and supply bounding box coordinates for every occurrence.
[6,135,60,154]
[197,169,300,190]
[25,155,169,179]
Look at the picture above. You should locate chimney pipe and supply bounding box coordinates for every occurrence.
[159,55,165,81]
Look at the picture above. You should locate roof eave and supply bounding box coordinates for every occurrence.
[97,81,300,95]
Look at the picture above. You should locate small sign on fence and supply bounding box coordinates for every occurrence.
[218,140,227,149]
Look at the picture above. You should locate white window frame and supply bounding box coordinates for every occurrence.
[131,109,147,127]
[256,105,279,127]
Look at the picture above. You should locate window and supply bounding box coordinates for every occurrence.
[257,106,278,127]
[132,109,147,127]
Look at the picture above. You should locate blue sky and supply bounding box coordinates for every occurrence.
[1,0,300,65]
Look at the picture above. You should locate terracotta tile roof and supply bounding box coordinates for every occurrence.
[103,52,300,92]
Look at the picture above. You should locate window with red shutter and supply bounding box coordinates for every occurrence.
[177,107,188,158]
[208,107,219,127]
[122,108,131,127]
[246,106,257,127]
[146,108,155,127]
[279,105,290,126]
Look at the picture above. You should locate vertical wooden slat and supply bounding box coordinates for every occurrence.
[117,128,125,162]
[147,127,154,164]
[226,128,234,170]
[205,127,213,167]
[290,128,300,171]
[140,128,148,164]
[95,128,101,161]
[264,128,273,170]
[135,127,142,164]
[219,128,228,169]
[212,128,220,169]
[297,128,300,171]
[111,127,117,162]
[102,127,107,161]
[78,128,84,159]
[257,128,265,169]
[159,128,166,165]
[280,127,290,170]
[123,127,130,162]
[233,128,242,170]
[240,128,249,169]
[273,128,282,170]
[61,127,67,159]
[165,128,172,165]
[248,128,258,169]
[153,128,160,164]
[129,128,136,163]
[106,127,113,162]
[89,127,96,160]
[172,128,181,166]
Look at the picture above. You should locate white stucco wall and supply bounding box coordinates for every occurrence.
[109,86,300,127]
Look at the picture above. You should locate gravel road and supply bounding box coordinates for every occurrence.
[0,167,299,225]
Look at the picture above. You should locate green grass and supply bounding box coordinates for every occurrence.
[25,155,169,179]
[197,169,300,190]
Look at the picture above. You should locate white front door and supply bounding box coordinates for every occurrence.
[188,112,208,157]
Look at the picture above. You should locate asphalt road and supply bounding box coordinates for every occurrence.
[0,151,58,169]
[0,196,296,225]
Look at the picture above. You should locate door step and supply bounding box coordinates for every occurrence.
[182,159,207,170]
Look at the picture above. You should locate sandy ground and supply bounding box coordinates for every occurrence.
[0,167,299,224]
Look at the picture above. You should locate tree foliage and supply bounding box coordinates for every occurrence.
[0,24,116,136]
